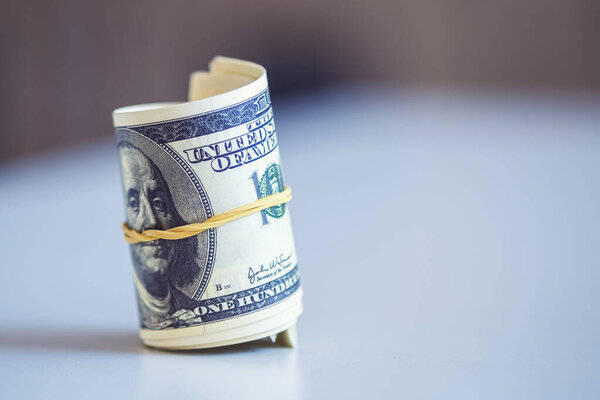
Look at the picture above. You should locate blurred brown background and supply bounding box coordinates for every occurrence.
[1,0,599,162]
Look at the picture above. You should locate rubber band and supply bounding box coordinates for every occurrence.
[122,186,292,244]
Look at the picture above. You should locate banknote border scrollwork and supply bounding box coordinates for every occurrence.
[165,265,301,329]
[159,142,217,301]
[127,90,272,143]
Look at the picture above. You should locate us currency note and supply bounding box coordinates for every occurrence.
[112,57,302,349]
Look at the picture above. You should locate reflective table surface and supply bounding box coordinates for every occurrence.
[1,86,599,399]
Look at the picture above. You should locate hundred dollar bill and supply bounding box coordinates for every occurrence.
[112,57,302,349]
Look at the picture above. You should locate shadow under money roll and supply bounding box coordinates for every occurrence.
[112,57,303,350]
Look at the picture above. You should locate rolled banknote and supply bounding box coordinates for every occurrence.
[112,57,302,349]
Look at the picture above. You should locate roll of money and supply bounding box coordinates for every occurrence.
[112,57,302,350]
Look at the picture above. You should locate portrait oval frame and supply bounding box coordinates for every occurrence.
[116,128,216,301]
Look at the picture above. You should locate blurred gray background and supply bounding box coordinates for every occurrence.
[2,2,600,398]
[1,0,599,161]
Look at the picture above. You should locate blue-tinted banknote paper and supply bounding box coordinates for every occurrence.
[112,57,302,349]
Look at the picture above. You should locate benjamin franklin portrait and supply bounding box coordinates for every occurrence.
[116,134,210,329]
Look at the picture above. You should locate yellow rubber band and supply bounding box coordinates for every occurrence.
[122,186,292,244]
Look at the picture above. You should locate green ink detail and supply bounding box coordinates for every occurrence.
[259,163,286,218]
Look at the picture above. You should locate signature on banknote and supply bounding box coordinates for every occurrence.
[248,252,293,284]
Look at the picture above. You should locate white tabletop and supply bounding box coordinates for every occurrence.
[1,86,599,399]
